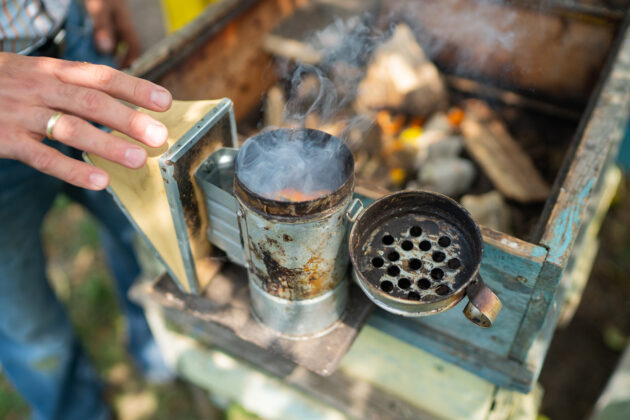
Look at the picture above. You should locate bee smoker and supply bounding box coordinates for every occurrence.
[197,128,355,336]
[195,128,502,337]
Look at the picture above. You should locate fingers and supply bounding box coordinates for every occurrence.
[43,83,168,147]
[85,0,116,53]
[41,110,148,169]
[15,136,110,190]
[112,0,141,67]
[50,60,172,112]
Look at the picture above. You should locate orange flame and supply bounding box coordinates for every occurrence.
[266,188,331,202]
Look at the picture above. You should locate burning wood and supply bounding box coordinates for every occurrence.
[354,23,449,118]
[258,8,561,234]
[265,188,331,202]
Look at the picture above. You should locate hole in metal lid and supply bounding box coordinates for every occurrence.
[410,226,422,237]
[381,280,394,293]
[372,257,384,268]
[447,258,461,269]
[436,284,451,296]
[419,240,431,251]
[418,278,431,289]
[401,240,414,251]
[382,235,395,245]
[398,278,411,289]
[408,258,422,270]
[408,291,421,300]
[432,251,446,262]
[387,266,400,277]
[438,236,451,247]
[387,251,400,261]
[431,268,444,280]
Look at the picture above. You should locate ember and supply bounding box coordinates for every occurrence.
[266,188,331,202]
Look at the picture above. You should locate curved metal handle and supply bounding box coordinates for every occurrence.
[346,198,364,222]
[463,276,502,328]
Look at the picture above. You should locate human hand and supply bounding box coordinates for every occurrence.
[85,0,141,68]
[0,52,172,190]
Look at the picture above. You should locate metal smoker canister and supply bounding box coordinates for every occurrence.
[233,129,355,337]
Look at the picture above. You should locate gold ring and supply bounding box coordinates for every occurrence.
[46,111,64,140]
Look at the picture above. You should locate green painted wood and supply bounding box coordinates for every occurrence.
[340,325,497,420]
[356,197,549,392]
[411,233,546,357]
[367,311,535,392]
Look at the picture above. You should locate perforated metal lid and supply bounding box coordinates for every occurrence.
[348,190,483,317]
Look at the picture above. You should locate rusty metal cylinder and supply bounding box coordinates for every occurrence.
[234,128,354,336]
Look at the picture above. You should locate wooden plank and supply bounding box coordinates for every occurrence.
[138,286,508,420]
[134,266,372,376]
[151,0,300,121]
[461,100,551,203]
[512,15,630,363]
[128,0,257,80]
[384,0,615,103]
[556,165,621,326]
[513,167,623,392]
[339,325,497,420]
[506,0,626,22]
[135,286,439,420]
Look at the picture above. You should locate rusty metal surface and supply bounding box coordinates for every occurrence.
[241,207,352,300]
[234,128,355,301]
[464,276,503,328]
[349,190,500,322]
[137,265,374,376]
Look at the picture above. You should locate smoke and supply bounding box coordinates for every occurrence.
[272,13,387,147]
[250,0,543,199]
[391,0,519,78]
[235,129,351,200]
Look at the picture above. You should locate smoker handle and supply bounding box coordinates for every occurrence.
[346,198,364,222]
[463,276,502,328]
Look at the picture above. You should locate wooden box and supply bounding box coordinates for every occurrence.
[127,0,630,393]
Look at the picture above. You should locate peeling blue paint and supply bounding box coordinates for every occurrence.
[544,179,595,265]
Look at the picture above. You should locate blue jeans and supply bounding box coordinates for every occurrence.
[0,2,167,419]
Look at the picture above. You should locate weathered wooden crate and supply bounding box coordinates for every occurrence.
[128,0,630,393]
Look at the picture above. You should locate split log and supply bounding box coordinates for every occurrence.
[354,23,449,117]
[461,100,551,203]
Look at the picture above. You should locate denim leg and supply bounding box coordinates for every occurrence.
[62,175,169,378]
[0,158,109,420]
